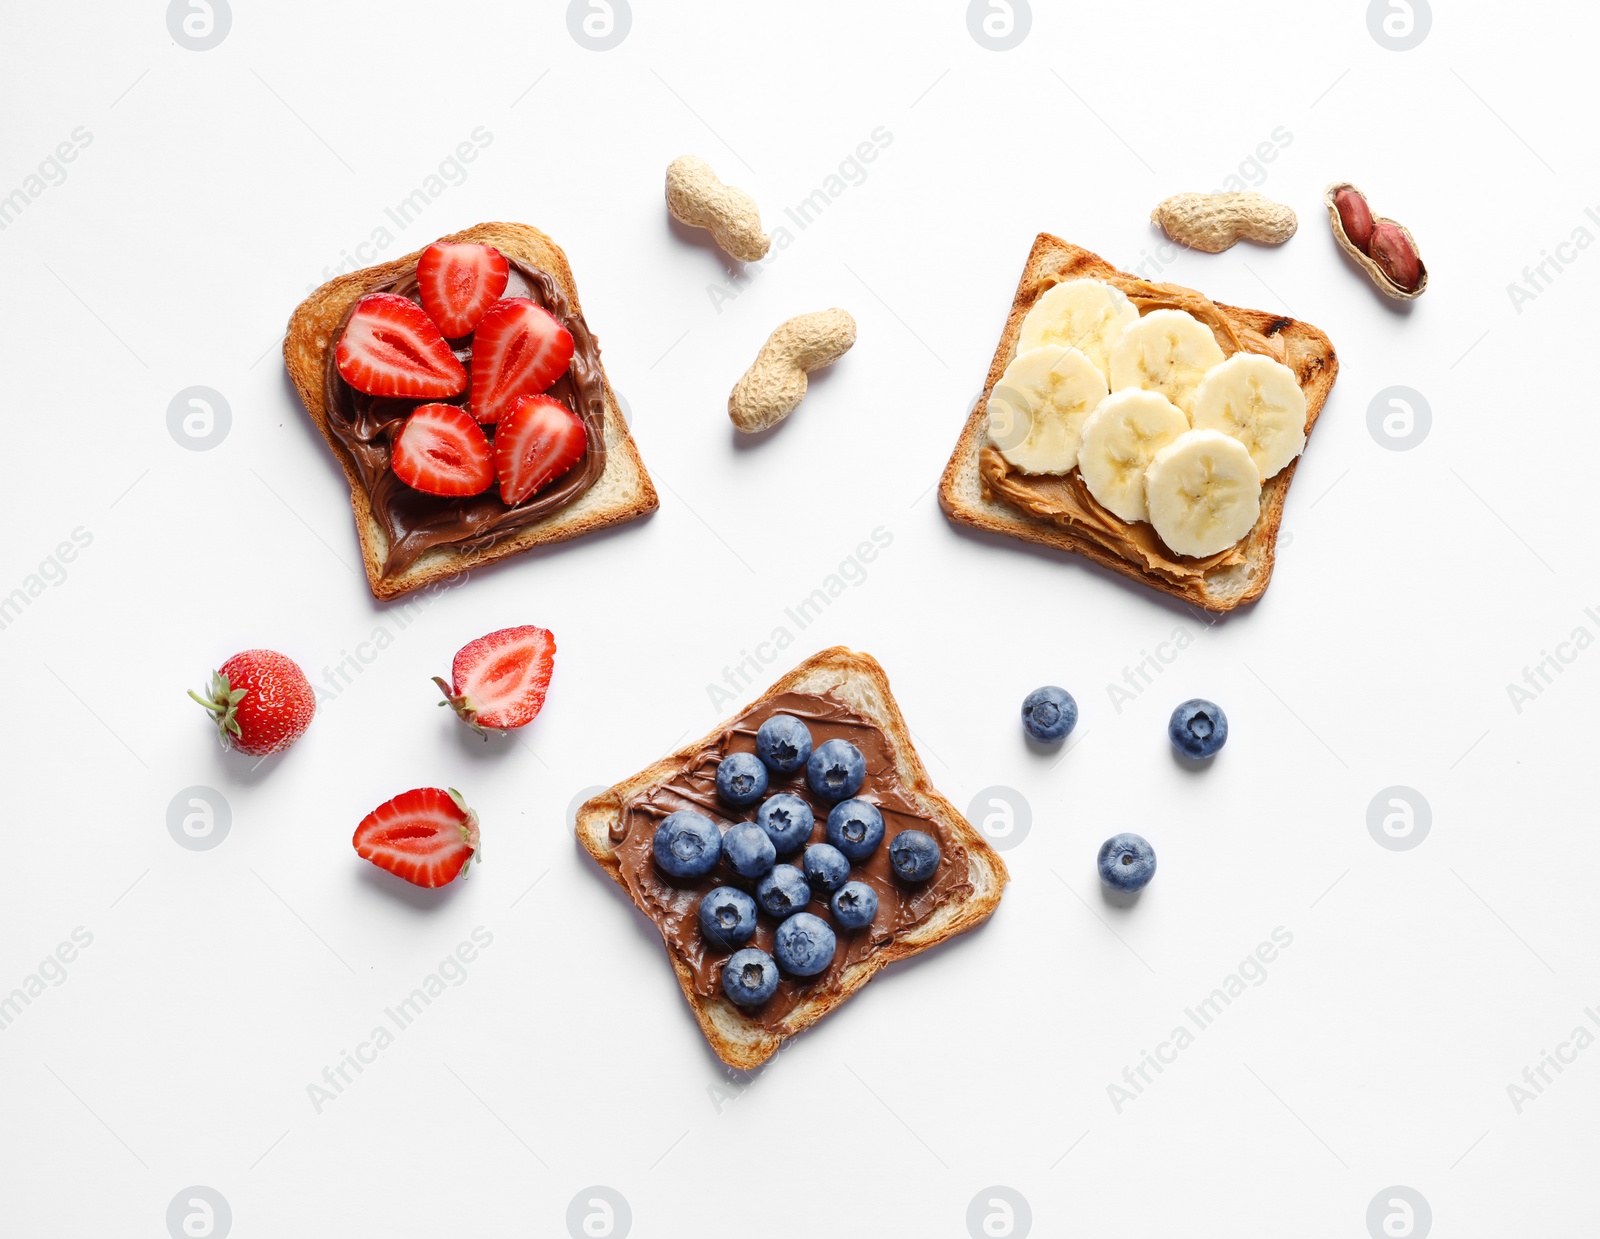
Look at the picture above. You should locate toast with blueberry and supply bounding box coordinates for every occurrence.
[284,222,657,601]
[938,233,1338,612]
[575,647,1008,1070]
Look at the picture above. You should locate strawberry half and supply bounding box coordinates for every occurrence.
[492,395,587,506]
[432,625,556,735]
[336,293,467,398]
[416,242,509,338]
[189,649,315,757]
[353,787,480,888]
[391,404,494,496]
[469,298,574,423]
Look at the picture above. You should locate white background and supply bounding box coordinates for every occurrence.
[1,1,1596,1235]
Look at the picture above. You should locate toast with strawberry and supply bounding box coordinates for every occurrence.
[284,222,658,601]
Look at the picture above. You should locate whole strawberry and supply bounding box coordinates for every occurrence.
[190,649,315,756]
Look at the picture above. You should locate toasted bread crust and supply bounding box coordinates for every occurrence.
[283,222,658,601]
[575,647,1009,1070]
[938,233,1338,612]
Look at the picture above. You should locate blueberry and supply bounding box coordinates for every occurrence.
[721,948,779,1006]
[830,880,878,930]
[806,738,865,801]
[802,843,851,896]
[1022,685,1078,743]
[756,713,813,775]
[773,911,836,977]
[716,751,769,806]
[1169,699,1228,759]
[698,886,758,951]
[755,793,814,856]
[825,798,884,861]
[722,821,776,879]
[652,811,722,879]
[755,863,812,919]
[1097,832,1156,892]
[888,829,941,882]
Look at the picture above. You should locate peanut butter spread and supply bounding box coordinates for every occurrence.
[979,274,1295,583]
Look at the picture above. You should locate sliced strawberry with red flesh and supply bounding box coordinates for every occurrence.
[492,395,588,506]
[353,787,480,888]
[390,404,494,496]
[416,242,509,338]
[469,298,574,423]
[433,625,556,733]
[336,293,467,398]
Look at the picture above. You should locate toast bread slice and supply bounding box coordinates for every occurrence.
[284,222,658,601]
[939,233,1338,612]
[575,647,1009,1070]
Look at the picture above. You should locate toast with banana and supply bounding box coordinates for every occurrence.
[939,233,1338,611]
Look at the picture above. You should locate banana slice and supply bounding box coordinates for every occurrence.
[985,345,1110,474]
[1145,429,1262,558]
[1189,352,1307,480]
[1017,279,1139,381]
[1076,389,1190,523]
[1108,308,1226,414]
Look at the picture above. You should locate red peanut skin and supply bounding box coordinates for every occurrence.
[1368,221,1422,291]
[1333,188,1374,251]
